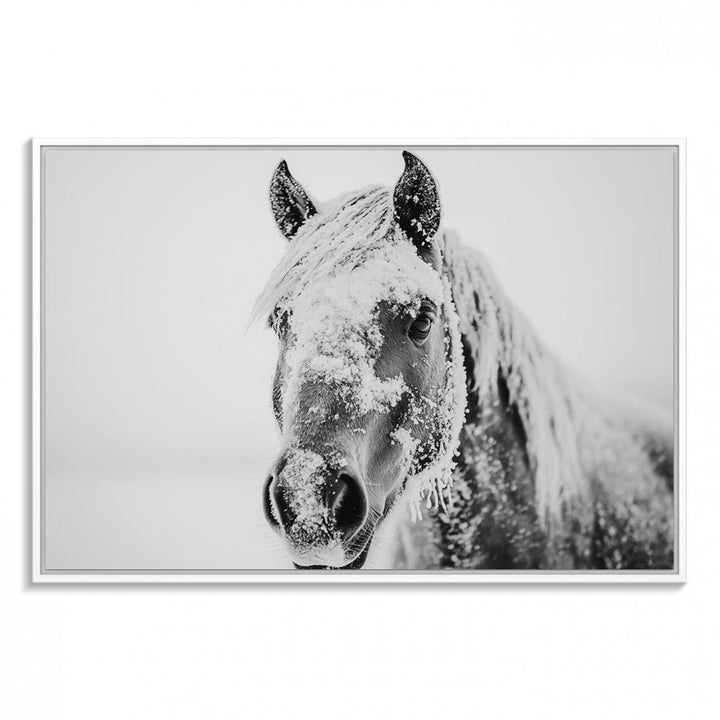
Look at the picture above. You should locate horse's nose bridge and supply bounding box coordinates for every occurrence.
[272,444,359,495]
[292,378,352,428]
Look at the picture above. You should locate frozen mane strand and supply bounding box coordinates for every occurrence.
[253,186,395,323]
[443,230,588,529]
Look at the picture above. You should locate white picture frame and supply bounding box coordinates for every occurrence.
[32,138,686,583]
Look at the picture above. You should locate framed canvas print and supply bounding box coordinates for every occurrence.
[32,139,685,583]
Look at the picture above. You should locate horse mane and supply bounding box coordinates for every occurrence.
[443,231,588,527]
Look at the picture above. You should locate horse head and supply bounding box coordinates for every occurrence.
[257,152,466,569]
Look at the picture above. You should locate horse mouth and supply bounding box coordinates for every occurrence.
[288,492,400,570]
[292,535,373,571]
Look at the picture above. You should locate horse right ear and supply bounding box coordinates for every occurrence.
[270,160,318,241]
[393,151,441,261]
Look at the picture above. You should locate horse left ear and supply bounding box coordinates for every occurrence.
[393,151,441,258]
[270,160,318,241]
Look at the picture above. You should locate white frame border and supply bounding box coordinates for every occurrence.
[32,138,687,584]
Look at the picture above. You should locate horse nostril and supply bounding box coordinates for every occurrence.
[263,475,279,528]
[327,473,367,541]
[264,474,296,532]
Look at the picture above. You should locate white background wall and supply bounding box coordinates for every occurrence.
[0,1,716,718]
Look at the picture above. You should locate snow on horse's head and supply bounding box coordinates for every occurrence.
[254,153,466,569]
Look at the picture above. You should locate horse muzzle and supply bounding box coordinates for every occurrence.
[263,447,372,569]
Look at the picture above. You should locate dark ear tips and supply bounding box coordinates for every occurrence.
[401,150,418,167]
[270,160,317,240]
[393,151,441,255]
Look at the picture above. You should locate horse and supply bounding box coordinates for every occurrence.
[255,151,674,571]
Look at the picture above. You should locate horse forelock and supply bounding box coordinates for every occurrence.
[253,185,396,324]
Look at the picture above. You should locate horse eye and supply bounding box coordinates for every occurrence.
[409,311,434,344]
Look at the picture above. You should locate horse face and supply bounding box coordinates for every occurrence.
[262,153,456,569]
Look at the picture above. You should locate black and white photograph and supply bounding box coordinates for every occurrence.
[34,142,679,577]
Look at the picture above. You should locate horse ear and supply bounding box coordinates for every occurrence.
[393,151,441,258]
[270,160,318,240]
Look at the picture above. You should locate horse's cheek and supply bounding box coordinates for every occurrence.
[366,422,406,496]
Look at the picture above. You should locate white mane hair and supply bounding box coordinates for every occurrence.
[442,231,589,527]
[253,186,394,323]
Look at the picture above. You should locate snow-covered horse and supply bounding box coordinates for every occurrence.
[256,152,674,570]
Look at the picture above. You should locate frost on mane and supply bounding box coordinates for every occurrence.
[443,231,595,530]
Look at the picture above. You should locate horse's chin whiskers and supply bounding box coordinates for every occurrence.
[341,505,385,561]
